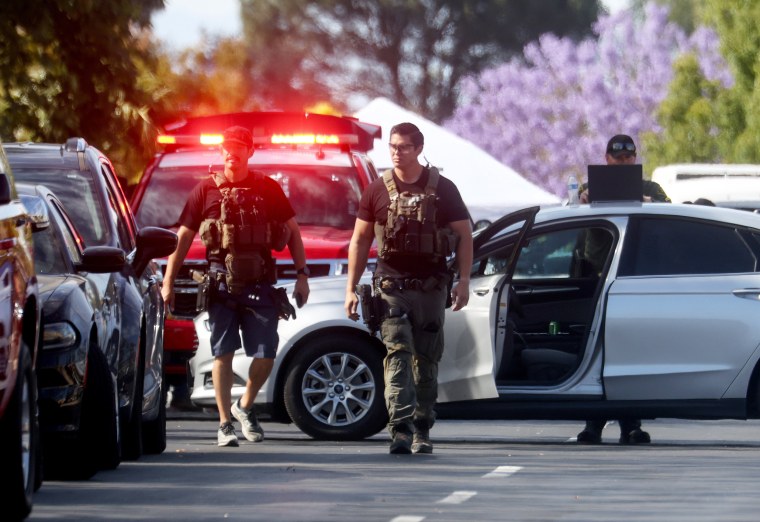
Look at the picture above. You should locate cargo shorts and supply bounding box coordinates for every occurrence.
[209,282,279,359]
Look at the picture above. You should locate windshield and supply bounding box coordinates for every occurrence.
[135,165,363,230]
[12,168,108,246]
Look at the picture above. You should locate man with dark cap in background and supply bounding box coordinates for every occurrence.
[575,133,669,444]
[579,134,670,204]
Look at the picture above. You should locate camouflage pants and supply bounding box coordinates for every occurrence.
[378,278,448,436]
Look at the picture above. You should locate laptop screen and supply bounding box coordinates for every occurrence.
[586,164,643,203]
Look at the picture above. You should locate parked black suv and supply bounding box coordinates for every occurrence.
[4,139,177,460]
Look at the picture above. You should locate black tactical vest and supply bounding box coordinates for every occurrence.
[374,167,457,262]
[199,172,288,293]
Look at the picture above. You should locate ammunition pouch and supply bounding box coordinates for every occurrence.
[437,228,459,258]
[222,223,271,254]
[225,253,267,294]
[356,283,383,336]
[200,219,221,252]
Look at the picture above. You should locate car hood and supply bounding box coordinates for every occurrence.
[273,225,353,260]
[38,273,82,314]
[183,224,367,262]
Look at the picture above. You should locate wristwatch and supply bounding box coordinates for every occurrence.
[296,266,310,278]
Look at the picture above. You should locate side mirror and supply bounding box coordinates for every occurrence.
[78,246,126,273]
[133,226,178,275]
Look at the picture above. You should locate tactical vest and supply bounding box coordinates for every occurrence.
[199,172,289,293]
[374,167,458,261]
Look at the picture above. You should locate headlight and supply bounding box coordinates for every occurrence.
[43,322,78,349]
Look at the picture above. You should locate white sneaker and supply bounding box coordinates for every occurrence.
[231,399,264,442]
[217,422,239,447]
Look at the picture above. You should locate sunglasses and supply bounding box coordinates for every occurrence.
[388,143,416,154]
[610,142,636,153]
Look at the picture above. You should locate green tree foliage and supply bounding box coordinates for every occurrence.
[644,0,760,168]
[234,0,601,121]
[0,0,167,184]
[641,55,727,169]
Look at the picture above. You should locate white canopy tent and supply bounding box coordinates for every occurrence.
[354,97,560,223]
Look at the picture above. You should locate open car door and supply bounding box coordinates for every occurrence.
[437,206,539,402]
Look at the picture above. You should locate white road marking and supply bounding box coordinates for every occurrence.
[437,491,478,504]
[482,465,523,478]
[390,517,425,522]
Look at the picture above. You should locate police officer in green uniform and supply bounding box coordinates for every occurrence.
[162,126,309,447]
[576,133,669,445]
[345,122,473,454]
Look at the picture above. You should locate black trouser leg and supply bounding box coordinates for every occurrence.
[618,419,642,434]
[584,420,606,434]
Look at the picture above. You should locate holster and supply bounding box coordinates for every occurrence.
[273,287,296,320]
[191,270,211,312]
[356,283,383,336]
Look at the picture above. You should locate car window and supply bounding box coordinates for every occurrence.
[476,225,614,279]
[49,199,82,265]
[32,216,69,275]
[102,162,137,247]
[12,168,108,246]
[135,165,362,230]
[102,166,133,250]
[620,217,757,276]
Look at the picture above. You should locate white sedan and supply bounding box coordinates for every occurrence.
[189,202,760,439]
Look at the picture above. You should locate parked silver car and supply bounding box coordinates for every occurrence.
[190,202,760,439]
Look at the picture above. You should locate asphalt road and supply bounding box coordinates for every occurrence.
[27,413,760,521]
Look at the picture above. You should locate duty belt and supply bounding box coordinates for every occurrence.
[376,276,437,292]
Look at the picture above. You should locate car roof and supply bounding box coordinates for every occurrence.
[534,202,760,229]
[3,142,87,170]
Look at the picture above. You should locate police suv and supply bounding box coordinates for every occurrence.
[130,112,381,380]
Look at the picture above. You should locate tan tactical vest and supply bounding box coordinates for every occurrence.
[199,172,289,293]
[374,167,458,261]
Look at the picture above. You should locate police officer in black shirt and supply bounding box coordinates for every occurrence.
[344,122,473,454]
[162,126,309,447]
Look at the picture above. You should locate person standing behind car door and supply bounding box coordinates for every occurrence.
[344,122,473,454]
[576,133,669,445]
[162,126,309,447]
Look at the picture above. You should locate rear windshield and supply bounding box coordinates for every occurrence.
[135,164,363,230]
[12,168,108,246]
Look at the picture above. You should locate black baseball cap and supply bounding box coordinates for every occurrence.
[222,126,253,149]
[606,134,636,156]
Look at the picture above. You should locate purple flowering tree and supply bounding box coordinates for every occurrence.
[445,3,731,196]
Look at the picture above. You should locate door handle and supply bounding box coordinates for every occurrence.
[732,288,760,301]
[474,288,490,296]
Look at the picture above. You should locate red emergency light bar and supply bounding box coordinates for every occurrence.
[158,111,381,152]
[156,133,360,148]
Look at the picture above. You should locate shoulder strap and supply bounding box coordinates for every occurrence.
[425,166,440,196]
[382,169,398,199]
[210,171,228,188]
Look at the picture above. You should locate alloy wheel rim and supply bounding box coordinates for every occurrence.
[301,352,376,427]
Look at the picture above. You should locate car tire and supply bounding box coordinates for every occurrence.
[121,345,144,461]
[85,346,122,471]
[1,341,39,520]
[47,345,121,480]
[142,370,167,455]
[284,334,387,440]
